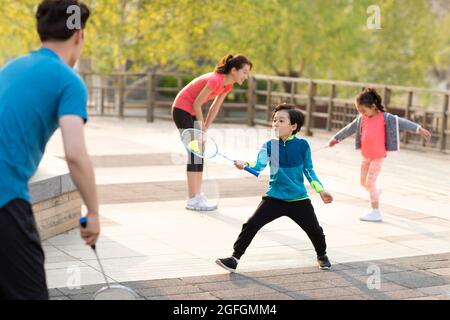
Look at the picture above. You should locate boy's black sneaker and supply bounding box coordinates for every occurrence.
[215,257,238,272]
[317,254,332,270]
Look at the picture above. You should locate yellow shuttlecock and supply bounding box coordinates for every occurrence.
[188,140,200,153]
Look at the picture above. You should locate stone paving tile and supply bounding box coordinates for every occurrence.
[414,217,450,229]
[127,278,186,289]
[137,285,203,298]
[251,271,339,285]
[50,296,71,300]
[417,284,450,295]
[383,272,450,289]
[392,254,450,264]
[302,269,344,281]
[211,286,280,299]
[48,288,65,297]
[233,292,295,300]
[66,293,95,300]
[275,280,334,292]
[404,296,440,300]
[58,284,106,296]
[378,264,420,274]
[327,263,356,271]
[89,153,175,168]
[323,278,366,289]
[349,282,428,298]
[435,253,450,260]
[195,279,262,292]
[148,292,219,300]
[287,287,361,300]
[362,282,410,293]
[239,268,307,278]
[410,261,450,270]
[181,274,248,285]
[427,268,450,277]
[98,178,268,204]
[397,278,450,289]
[369,289,429,300]
[246,273,325,286]
[381,231,450,243]
[333,268,372,277]
[321,295,371,300]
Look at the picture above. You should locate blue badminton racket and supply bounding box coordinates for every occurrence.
[180,128,260,177]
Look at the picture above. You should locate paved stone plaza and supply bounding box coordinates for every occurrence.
[42,117,450,300]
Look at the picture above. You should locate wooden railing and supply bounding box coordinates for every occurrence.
[79,72,450,153]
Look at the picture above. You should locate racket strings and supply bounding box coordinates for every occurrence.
[181,129,218,159]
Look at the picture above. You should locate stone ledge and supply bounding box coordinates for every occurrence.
[29,155,81,240]
[29,155,76,204]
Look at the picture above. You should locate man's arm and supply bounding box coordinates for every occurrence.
[59,115,100,246]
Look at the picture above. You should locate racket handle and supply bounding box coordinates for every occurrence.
[79,217,96,250]
[243,166,260,177]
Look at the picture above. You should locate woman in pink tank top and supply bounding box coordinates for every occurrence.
[172,54,253,211]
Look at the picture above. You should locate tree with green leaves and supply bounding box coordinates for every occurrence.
[0,0,448,88]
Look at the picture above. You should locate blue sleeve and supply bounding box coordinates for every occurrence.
[248,143,269,172]
[57,74,88,123]
[302,142,324,193]
[397,115,420,133]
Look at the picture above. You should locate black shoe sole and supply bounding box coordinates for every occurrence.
[215,259,236,273]
[319,265,332,270]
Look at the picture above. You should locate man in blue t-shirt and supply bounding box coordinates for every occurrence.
[0,0,100,300]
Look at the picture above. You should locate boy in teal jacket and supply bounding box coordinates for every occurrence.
[216,103,334,272]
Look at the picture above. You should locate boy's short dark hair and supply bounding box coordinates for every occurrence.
[272,103,305,135]
[36,0,90,42]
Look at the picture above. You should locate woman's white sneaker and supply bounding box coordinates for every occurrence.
[186,195,217,211]
[198,194,218,210]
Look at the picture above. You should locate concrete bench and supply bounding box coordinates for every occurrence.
[29,155,81,240]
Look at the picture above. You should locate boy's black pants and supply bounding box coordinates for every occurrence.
[233,197,327,259]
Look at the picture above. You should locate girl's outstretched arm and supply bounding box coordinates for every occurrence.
[397,116,432,140]
[330,116,359,146]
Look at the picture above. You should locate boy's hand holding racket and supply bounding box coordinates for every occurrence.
[319,191,333,204]
[234,160,248,170]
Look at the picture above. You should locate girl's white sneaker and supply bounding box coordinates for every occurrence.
[360,209,383,222]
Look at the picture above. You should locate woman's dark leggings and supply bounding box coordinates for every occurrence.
[232,197,327,259]
[172,107,204,172]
